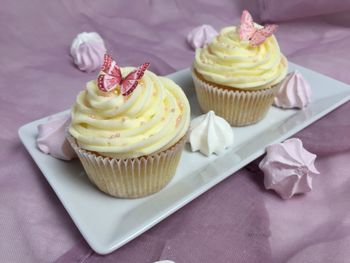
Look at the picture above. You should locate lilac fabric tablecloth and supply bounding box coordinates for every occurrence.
[1,1,350,262]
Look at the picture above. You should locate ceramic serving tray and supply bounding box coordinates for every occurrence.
[18,62,350,254]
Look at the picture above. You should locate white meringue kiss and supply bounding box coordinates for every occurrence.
[259,138,319,199]
[37,114,76,161]
[70,32,106,72]
[187,24,218,49]
[189,111,233,156]
[274,71,312,109]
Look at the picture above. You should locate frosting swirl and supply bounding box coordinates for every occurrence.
[194,26,288,90]
[69,68,190,158]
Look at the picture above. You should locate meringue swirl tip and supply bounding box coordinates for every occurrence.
[189,111,234,156]
[274,71,312,109]
[70,32,106,72]
[187,24,218,50]
[36,114,76,161]
[259,138,319,199]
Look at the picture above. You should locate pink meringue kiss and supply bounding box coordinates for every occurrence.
[259,138,319,200]
[70,32,106,72]
[187,24,218,49]
[274,71,312,109]
[36,114,76,161]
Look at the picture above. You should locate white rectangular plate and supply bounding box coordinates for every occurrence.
[19,63,350,254]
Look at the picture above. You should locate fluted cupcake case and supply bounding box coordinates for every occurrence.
[67,132,187,198]
[192,70,279,126]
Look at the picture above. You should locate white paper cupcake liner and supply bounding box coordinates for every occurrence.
[67,132,187,198]
[192,70,279,126]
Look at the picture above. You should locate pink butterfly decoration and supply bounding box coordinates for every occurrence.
[97,54,150,96]
[239,10,277,46]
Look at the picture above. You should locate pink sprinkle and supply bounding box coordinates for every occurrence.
[176,115,182,127]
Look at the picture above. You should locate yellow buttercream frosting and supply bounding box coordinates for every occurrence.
[194,26,288,90]
[69,67,190,159]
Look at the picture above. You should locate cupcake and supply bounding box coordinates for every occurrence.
[192,10,288,126]
[67,54,190,198]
